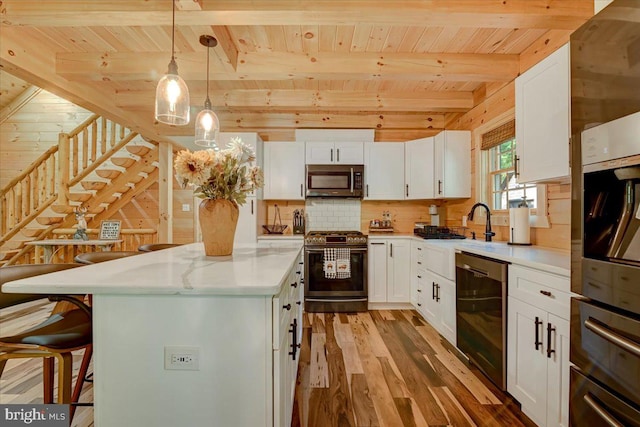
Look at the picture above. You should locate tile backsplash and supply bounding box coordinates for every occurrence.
[305,199,361,231]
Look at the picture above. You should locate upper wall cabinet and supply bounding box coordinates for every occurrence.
[405,137,435,199]
[263,142,305,200]
[434,130,471,199]
[305,141,364,165]
[363,142,405,200]
[515,43,570,183]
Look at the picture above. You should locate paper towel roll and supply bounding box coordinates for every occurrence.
[509,207,531,245]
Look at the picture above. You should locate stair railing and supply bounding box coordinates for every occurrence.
[58,114,139,205]
[0,146,59,245]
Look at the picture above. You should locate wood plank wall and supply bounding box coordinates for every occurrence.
[0,90,93,188]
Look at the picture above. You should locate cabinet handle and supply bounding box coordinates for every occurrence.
[435,283,440,302]
[371,242,385,245]
[535,317,543,350]
[546,323,556,358]
[417,261,422,265]
[417,303,422,307]
[406,184,409,197]
[417,247,422,251]
[251,199,254,215]
[417,288,422,292]
[366,184,369,197]
[300,183,303,197]
[390,243,393,257]
[583,393,625,427]
[337,148,340,162]
[289,318,298,360]
[438,179,442,195]
[296,301,302,305]
[540,290,552,297]
[283,304,292,311]
[417,275,422,279]
[291,282,298,288]
[432,281,436,300]
[331,148,334,162]
[514,155,520,178]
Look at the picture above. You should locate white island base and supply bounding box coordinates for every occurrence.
[4,243,304,427]
[94,294,275,426]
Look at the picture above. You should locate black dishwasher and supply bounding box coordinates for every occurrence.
[455,251,508,390]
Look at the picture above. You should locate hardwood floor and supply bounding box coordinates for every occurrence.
[292,311,535,427]
[1,304,533,427]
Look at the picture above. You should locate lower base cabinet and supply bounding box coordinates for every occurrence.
[369,238,411,303]
[507,265,571,427]
[410,241,456,346]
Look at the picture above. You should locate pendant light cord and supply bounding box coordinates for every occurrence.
[171,0,176,61]
[205,42,211,105]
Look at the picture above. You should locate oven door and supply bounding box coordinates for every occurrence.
[570,367,640,427]
[304,246,367,297]
[570,298,640,409]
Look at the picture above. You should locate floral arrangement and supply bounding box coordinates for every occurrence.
[174,137,264,206]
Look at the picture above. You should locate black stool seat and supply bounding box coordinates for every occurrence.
[138,243,182,252]
[1,309,91,349]
[74,251,140,264]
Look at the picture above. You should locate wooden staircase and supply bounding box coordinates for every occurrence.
[0,114,160,266]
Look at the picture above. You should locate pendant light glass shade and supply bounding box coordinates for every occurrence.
[155,0,190,126]
[195,100,220,149]
[194,35,220,149]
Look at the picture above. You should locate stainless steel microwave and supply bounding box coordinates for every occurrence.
[306,164,364,198]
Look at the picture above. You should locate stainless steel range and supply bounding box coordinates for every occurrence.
[304,230,368,312]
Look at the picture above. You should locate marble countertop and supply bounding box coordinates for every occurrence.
[367,233,570,277]
[3,242,303,296]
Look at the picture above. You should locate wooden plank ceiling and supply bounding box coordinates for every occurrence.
[0,1,594,142]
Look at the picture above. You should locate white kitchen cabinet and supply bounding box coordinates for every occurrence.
[515,43,570,183]
[363,142,405,200]
[434,130,471,198]
[368,238,411,304]
[404,137,435,199]
[305,141,364,164]
[507,265,571,427]
[263,142,305,200]
[234,197,258,245]
[410,242,457,346]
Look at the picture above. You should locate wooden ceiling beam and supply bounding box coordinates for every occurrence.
[150,111,446,136]
[56,51,519,82]
[115,89,474,112]
[1,0,593,29]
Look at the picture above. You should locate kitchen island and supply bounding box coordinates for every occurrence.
[3,242,304,427]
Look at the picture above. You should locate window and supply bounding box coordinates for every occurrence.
[478,118,549,228]
[488,138,537,211]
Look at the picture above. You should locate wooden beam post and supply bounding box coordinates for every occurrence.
[158,142,173,243]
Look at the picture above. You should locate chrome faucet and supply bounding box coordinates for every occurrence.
[468,203,495,242]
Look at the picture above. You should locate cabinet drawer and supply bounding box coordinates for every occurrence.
[424,244,455,280]
[509,265,570,319]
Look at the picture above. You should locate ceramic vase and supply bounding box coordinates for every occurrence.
[198,199,239,256]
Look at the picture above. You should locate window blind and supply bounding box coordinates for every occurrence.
[481,119,515,151]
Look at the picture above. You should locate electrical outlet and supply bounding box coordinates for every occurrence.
[182,204,191,212]
[164,346,199,371]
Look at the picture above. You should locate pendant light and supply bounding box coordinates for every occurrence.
[195,35,220,149]
[155,0,190,126]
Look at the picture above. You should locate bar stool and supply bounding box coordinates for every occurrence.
[138,243,182,252]
[0,264,92,422]
[74,251,140,264]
